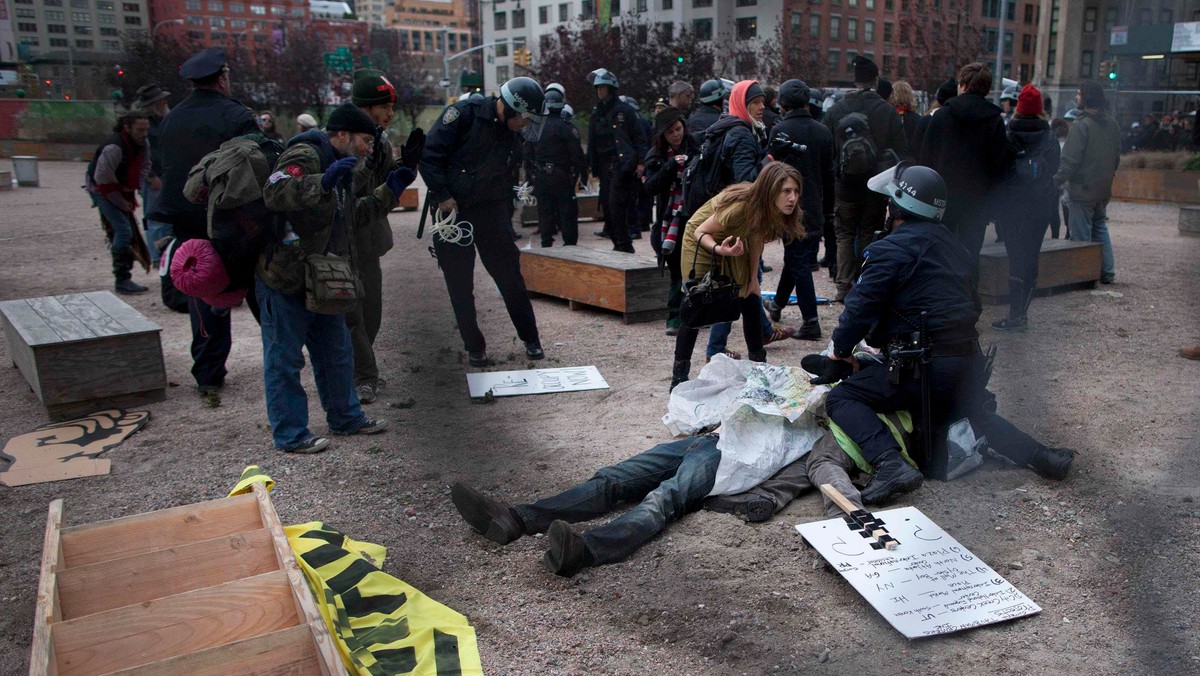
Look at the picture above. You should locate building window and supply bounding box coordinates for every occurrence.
[494,11,506,29]
[231,17,245,27]
[76,38,93,47]
[206,0,221,9]
[121,1,137,8]
[847,17,857,40]
[98,12,113,21]
[582,0,594,15]
[1023,3,1033,23]
[558,2,569,21]
[885,0,892,9]
[123,14,139,23]
[663,0,672,7]
[883,20,892,42]
[1004,30,1012,55]
[693,0,711,7]
[736,53,756,74]
[846,49,857,73]
[497,65,510,81]
[71,11,90,21]
[1083,7,1096,32]
[1021,33,1031,53]
[73,24,92,33]
[866,0,874,8]
[96,0,112,6]
[209,16,224,26]
[735,17,756,40]
[15,6,34,15]
[864,18,874,41]
[50,37,69,45]
[187,15,202,24]
[829,15,840,40]
[809,13,821,38]
[512,8,525,27]
[897,54,907,76]
[1103,7,1117,33]
[229,2,243,11]
[849,0,856,6]
[45,9,65,18]
[826,49,840,73]
[17,21,37,31]
[48,23,67,32]
[102,39,119,49]
[636,0,646,10]
[100,25,117,33]
[692,17,712,39]
[1080,50,1093,78]
[735,0,756,5]
[883,54,892,72]
[538,5,548,22]
[71,0,87,7]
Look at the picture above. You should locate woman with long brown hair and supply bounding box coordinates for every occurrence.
[671,161,804,390]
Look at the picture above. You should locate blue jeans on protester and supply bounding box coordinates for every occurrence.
[141,184,172,265]
[93,193,133,251]
[256,278,368,450]
[513,435,721,565]
[1066,199,1115,280]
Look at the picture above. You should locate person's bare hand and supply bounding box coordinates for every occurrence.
[714,236,744,257]
[674,154,688,166]
[635,163,646,179]
[438,197,457,213]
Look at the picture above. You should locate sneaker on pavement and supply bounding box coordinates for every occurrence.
[282,436,330,454]
[333,418,388,436]
[356,382,378,404]
[450,482,526,544]
[991,316,1028,332]
[764,323,796,345]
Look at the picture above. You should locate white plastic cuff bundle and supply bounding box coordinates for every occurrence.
[431,209,474,246]
[514,182,537,207]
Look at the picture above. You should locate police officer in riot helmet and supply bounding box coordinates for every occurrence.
[686,79,726,143]
[819,163,1075,499]
[1000,85,1019,125]
[525,88,587,247]
[586,68,649,252]
[420,76,548,367]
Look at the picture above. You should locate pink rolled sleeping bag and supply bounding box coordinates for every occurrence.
[169,238,247,308]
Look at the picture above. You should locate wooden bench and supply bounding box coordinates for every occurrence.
[0,169,12,191]
[1180,206,1200,236]
[520,246,669,323]
[30,483,342,675]
[520,193,602,225]
[977,239,1102,305]
[0,291,167,421]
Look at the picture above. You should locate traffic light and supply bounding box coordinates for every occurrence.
[1108,62,1118,81]
[514,47,531,67]
[114,64,124,77]
[674,49,685,64]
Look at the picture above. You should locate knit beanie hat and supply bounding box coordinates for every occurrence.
[326,103,377,135]
[935,78,958,105]
[654,107,686,140]
[778,79,810,111]
[853,55,879,84]
[351,69,396,107]
[876,78,893,102]
[1016,84,1043,117]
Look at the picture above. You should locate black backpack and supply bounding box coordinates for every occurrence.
[835,112,879,177]
[1007,133,1051,187]
[681,126,733,218]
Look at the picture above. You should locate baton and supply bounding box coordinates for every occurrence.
[416,192,432,239]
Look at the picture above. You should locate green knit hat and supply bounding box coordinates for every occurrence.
[351,69,396,107]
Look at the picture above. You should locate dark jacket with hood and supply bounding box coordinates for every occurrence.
[1053,108,1121,203]
[1000,116,1061,223]
[917,93,1009,227]
[823,88,911,199]
[769,107,834,235]
[706,114,766,187]
[686,104,722,145]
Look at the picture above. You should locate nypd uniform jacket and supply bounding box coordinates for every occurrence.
[152,89,259,239]
[587,98,648,175]
[420,96,521,210]
[524,114,586,181]
[831,220,981,358]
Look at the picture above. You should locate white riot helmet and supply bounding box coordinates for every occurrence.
[867,163,948,222]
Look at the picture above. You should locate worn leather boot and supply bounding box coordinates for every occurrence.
[748,349,767,363]
[112,248,147,294]
[670,359,690,391]
[860,452,924,504]
[450,483,527,545]
[795,317,822,341]
[1029,446,1074,481]
[542,520,595,577]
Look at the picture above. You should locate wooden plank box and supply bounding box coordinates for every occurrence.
[30,483,343,676]
[977,239,1102,305]
[0,292,167,421]
[520,246,669,324]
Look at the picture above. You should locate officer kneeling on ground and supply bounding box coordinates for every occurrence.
[823,164,1073,503]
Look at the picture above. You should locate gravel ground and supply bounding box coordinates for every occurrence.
[1,161,1198,674]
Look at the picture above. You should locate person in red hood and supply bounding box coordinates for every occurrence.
[86,110,154,294]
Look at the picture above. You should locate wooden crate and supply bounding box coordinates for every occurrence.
[977,239,1102,305]
[519,194,602,225]
[30,483,343,676]
[0,292,166,421]
[520,246,669,324]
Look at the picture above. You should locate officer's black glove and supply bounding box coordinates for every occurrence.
[399,128,426,171]
[768,132,807,160]
[801,353,854,385]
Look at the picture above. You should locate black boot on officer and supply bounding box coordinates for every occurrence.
[113,248,148,294]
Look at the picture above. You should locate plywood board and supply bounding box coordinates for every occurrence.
[796,506,1040,638]
[31,499,64,676]
[0,409,148,487]
[102,624,322,676]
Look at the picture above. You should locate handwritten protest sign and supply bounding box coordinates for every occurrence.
[795,506,1040,638]
[467,366,609,398]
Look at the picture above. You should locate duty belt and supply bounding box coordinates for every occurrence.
[537,162,560,173]
[928,340,978,358]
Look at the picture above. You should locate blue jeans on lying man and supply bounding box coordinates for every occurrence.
[513,434,722,565]
[256,278,369,450]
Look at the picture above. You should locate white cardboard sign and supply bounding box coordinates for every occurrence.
[466,366,609,398]
[795,506,1041,638]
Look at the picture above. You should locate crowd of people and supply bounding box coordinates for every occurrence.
[84,45,1180,577]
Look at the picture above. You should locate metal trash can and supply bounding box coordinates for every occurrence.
[11,156,39,187]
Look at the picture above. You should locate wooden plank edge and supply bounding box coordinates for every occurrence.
[819,483,859,516]
[252,483,343,675]
[62,492,257,539]
[100,624,321,676]
[30,499,63,676]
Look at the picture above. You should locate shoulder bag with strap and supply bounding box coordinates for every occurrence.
[303,186,362,314]
[679,235,742,329]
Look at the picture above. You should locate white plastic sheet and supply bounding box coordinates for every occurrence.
[663,354,830,496]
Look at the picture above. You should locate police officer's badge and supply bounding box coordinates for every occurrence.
[442,106,460,125]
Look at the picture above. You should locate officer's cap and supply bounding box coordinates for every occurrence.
[180,47,228,81]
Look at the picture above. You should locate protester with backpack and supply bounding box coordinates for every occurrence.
[993,85,1060,331]
[85,110,154,295]
[823,55,911,302]
[917,63,1010,264]
[256,103,413,454]
[643,107,700,335]
[670,162,805,391]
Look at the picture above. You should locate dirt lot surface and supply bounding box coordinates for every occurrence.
[1,161,1198,674]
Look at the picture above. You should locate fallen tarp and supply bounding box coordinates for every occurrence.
[0,408,149,486]
[230,466,483,676]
